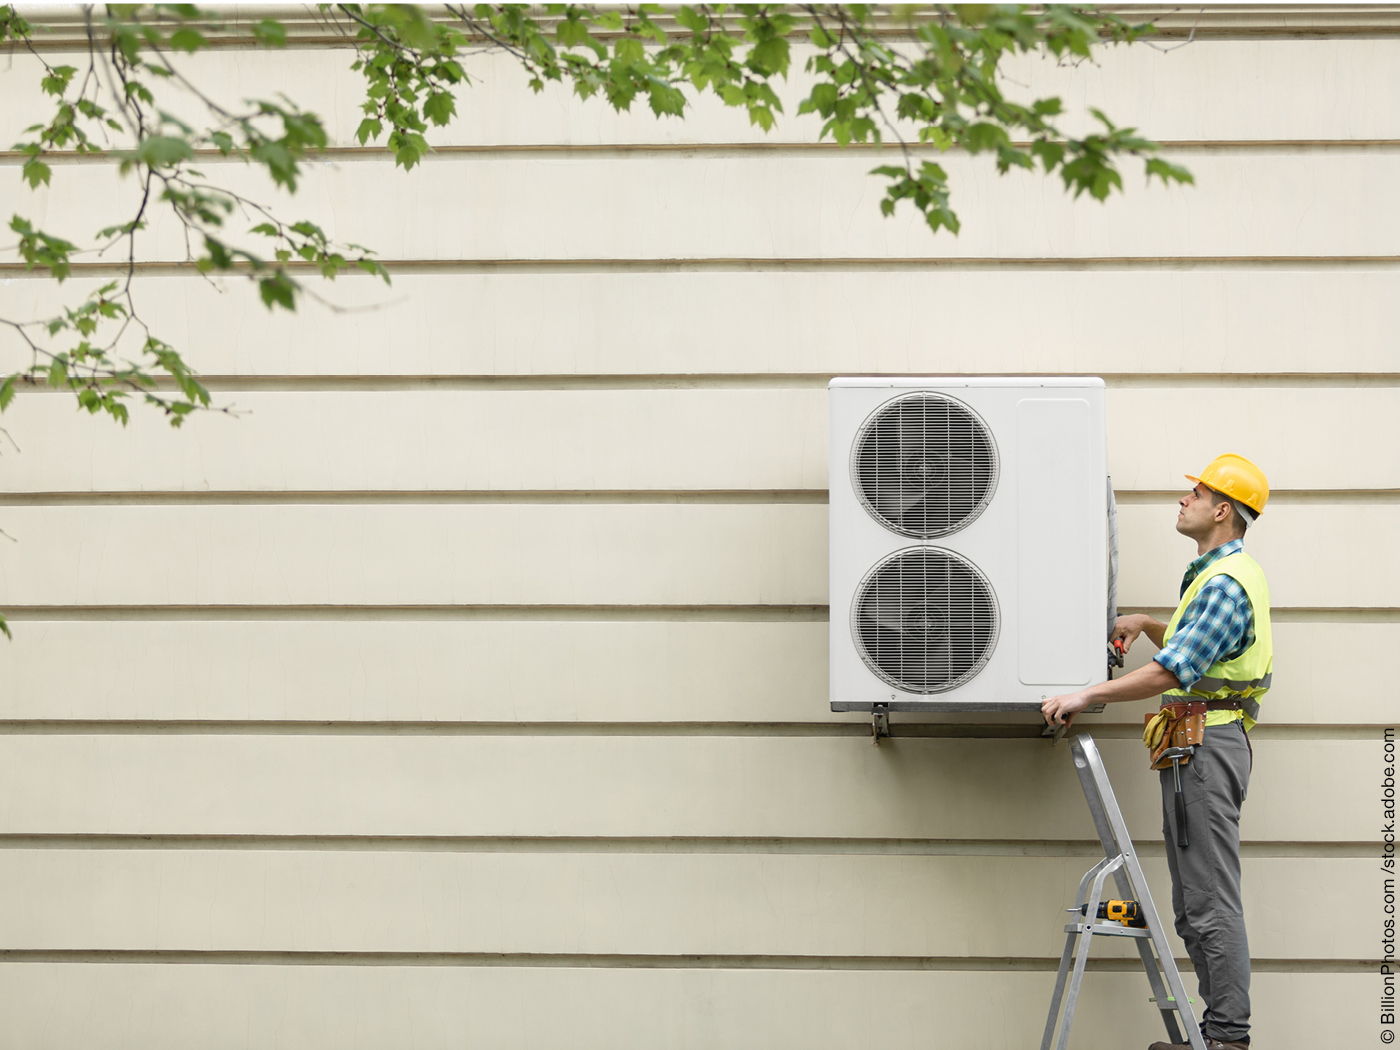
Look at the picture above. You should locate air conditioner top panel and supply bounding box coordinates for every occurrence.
[828,376,1105,390]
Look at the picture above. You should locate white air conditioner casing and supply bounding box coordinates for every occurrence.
[830,377,1107,712]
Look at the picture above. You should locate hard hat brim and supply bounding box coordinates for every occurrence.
[1184,474,1264,515]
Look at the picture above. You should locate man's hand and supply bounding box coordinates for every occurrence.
[1111,613,1168,653]
[1110,614,1146,652]
[1042,690,1093,729]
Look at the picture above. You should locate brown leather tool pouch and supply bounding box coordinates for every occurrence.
[1145,701,1207,770]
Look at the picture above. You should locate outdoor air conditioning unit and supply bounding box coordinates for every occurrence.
[830,377,1108,714]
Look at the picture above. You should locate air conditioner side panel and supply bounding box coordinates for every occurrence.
[1015,397,1100,686]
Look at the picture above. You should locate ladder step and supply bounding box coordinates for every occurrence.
[1062,922,1152,938]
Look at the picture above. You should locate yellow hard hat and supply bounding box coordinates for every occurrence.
[1186,454,1269,515]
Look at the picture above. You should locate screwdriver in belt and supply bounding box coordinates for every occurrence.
[1074,899,1148,928]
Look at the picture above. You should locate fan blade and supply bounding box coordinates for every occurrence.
[858,602,915,634]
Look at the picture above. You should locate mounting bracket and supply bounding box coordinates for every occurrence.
[871,702,891,743]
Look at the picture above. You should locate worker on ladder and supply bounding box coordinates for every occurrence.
[1041,454,1272,1050]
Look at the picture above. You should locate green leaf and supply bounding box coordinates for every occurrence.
[675,7,707,33]
[356,258,390,283]
[289,220,326,241]
[258,273,297,311]
[556,17,593,49]
[169,27,207,52]
[250,141,297,189]
[106,399,130,426]
[21,158,51,189]
[0,614,10,641]
[1145,156,1195,186]
[423,91,456,126]
[0,376,15,411]
[749,37,790,76]
[963,122,1010,153]
[355,117,383,144]
[380,4,440,50]
[40,65,76,96]
[136,135,195,168]
[96,220,140,239]
[254,19,287,47]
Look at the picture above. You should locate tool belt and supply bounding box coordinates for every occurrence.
[1142,699,1245,770]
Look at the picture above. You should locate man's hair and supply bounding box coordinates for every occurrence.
[1206,486,1256,534]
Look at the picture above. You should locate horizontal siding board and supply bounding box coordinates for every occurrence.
[7,269,1397,378]
[4,386,1400,494]
[1117,502,1400,609]
[0,504,827,607]
[0,850,1362,960]
[0,619,830,724]
[0,735,1371,841]
[0,502,1394,608]
[0,389,832,494]
[13,152,1400,262]
[0,965,1360,1050]
[6,38,1400,147]
[0,619,1384,725]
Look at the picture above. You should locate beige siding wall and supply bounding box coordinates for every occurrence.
[0,16,1391,1048]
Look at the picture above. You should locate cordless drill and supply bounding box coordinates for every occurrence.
[1077,899,1147,928]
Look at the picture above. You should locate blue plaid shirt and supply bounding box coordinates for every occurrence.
[1153,538,1256,689]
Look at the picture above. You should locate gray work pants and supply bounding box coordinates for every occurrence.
[1160,721,1253,1044]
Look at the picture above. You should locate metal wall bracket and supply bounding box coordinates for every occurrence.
[871,703,890,743]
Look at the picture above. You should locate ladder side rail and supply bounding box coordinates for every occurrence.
[1073,857,1115,910]
[1070,736,1139,902]
[1041,856,1118,1050]
[1133,938,1187,1045]
[1040,929,1080,1050]
[1069,736,1184,1041]
[1074,735,1208,1050]
[1053,856,1123,1050]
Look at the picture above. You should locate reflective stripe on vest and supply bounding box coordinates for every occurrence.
[1160,550,1273,730]
[1192,671,1272,695]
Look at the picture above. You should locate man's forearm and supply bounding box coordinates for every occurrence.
[1129,614,1168,649]
[1083,661,1180,706]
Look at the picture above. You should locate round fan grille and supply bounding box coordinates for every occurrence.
[851,547,999,694]
[851,392,998,538]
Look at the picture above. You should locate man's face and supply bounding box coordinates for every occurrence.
[1176,483,1223,538]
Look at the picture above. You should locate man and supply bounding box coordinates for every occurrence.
[1041,454,1273,1050]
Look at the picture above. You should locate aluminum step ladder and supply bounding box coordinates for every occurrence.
[1041,734,1206,1050]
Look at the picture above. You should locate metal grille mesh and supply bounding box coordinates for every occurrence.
[852,547,998,694]
[852,392,997,538]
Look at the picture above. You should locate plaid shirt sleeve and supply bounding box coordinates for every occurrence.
[1153,575,1255,689]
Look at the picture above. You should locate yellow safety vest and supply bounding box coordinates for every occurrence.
[1160,550,1273,731]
